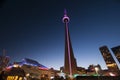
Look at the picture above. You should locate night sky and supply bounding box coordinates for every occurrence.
[0,0,120,70]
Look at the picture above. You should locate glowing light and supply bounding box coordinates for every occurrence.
[13,64,19,68]
[73,74,79,78]
[62,9,70,23]
[6,66,12,70]
[14,76,18,80]
[7,76,23,80]
[38,67,49,70]
[62,17,70,23]
[107,63,116,67]
[109,72,116,76]
[95,67,99,72]
[92,74,98,76]
[50,76,54,79]
[81,74,87,76]
[26,73,30,77]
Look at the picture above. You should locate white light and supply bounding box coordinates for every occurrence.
[109,72,116,76]
[13,64,19,68]
[50,76,54,79]
[95,67,99,72]
[26,73,30,77]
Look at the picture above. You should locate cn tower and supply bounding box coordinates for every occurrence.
[62,10,77,77]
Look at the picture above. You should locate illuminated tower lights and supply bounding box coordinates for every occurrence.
[62,9,77,77]
[63,9,72,76]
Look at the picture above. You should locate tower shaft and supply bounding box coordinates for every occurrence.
[63,10,77,76]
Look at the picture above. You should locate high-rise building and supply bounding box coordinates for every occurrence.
[99,46,120,75]
[62,10,77,77]
[111,46,120,64]
[0,49,10,71]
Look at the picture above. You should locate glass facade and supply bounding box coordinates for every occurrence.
[111,46,120,64]
[99,46,120,75]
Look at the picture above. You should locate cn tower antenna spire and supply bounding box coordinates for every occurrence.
[62,9,77,78]
[3,49,6,57]
[64,9,67,16]
[62,9,70,23]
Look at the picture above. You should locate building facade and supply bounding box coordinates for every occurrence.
[111,46,120,64]
[99,46,120,75]
[0,56,9,72]
[4,58,53,80]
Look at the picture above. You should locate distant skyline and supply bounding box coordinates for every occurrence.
[0,0,120,70]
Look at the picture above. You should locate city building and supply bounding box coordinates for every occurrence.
[0,49,10,72]
[0,54,10,74]
[3,66,25,80]
[5,58,53,80]
[111,46,120,64]
[99,46,120,75]
[87,64,102,76]
[62,10,78,77]
[0,56,10,71]
[77,67,86,75]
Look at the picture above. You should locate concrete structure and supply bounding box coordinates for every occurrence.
[62,10,77,77]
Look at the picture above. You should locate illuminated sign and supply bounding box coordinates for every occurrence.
[7,76,23,80]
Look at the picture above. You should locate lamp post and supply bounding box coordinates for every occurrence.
[95,67,100,80]
[95,67,99,75]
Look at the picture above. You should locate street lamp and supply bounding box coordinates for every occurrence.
[95,67,99,75]
[95,67,100,80]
